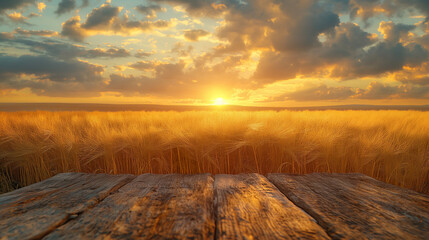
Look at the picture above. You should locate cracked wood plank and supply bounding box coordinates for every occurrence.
[214,173,331,240]
[0,173,134,240]
[43,174,215,240]
[268,173,429,240]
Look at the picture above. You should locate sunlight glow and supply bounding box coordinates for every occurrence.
[213,97,226,105]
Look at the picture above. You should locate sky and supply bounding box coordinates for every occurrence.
[0,0,428,106]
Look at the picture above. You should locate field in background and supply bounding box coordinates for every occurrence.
[0,110,428,194]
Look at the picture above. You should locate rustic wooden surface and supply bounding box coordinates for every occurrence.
[0,172,428,240]
[268,173,429,240]
[0,173,133,240]
[44,174,215,240]
[214,174,330,240]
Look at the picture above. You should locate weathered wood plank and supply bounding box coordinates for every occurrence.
[268,173,429,240]
[0,173,134,240]
[214,173,331,240]
[332,173,429,210]
[43,174,215,240]
[0,172,85,208]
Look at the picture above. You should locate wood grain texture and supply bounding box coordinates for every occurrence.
[214,173,331,240]
[0,173,134,240]
[0,173,85,208]
[43,174,215,240]
[268,173,429,240]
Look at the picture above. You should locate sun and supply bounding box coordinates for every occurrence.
[213,97,226,105]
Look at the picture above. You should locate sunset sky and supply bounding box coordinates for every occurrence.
[0,0,428,106]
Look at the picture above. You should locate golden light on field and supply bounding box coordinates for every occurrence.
[1,111,428,194]
[213,97,226,105]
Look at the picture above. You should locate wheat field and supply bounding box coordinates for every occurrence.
[0,110,428,194]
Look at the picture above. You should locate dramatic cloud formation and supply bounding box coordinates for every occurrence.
[0,34,130,60]
[61,3,172,41]
[0,0,428,104]
[0,55,103,82]
[0,55,104,96]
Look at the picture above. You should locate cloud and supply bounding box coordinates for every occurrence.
[0,0,35,13]
[146,0,429,102]
[135,50,154,58]
[378,21,416,43]
[61,3,172,41]
[0,32,14,40]
[394,0,429,15]
[410,76,429,86]
[0,34,130,60]
[208,0,342,55]
[403,44,429,66]
[107,74,157,95]
[415,33,429,49]
[348,43,409,76]
[14,28,58,37]
[355,82,429,99]
[107,56,247,98]
[83,48,131,58]
[81,3,121,29]
[208,3,375,84]
[28,12,41,18]
[324,22,378,54]
[284,84,356,101]
[171,42,193,56]
[347,0,390,23]
[81,0,89,8]
[355,82,400,99]
[253,19,426,83]
[331,42,428,78]
[252,21,374,84]
[6,12,28,23]
[393,70,429,86]
[253,20,426,84]
[279,82,429,101]
[270,8,340,52]
[2,0,429,101]
[61,16,87,42]
[55,0,90,15]
[253,51,306,83]
[108,61,198,97]
[184,29,209,41]
[55,0,76,15]
[128,61,157,71]
[5,9,41,24]
[0,54,103,82]
[151,0,226,17]
[135,4,165,18]
[326,0,429,23]
[0,54,105,97]
[37,2,46,12]
[322,22,427,79]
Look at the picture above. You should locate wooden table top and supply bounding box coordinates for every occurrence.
[1,172,428,239]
